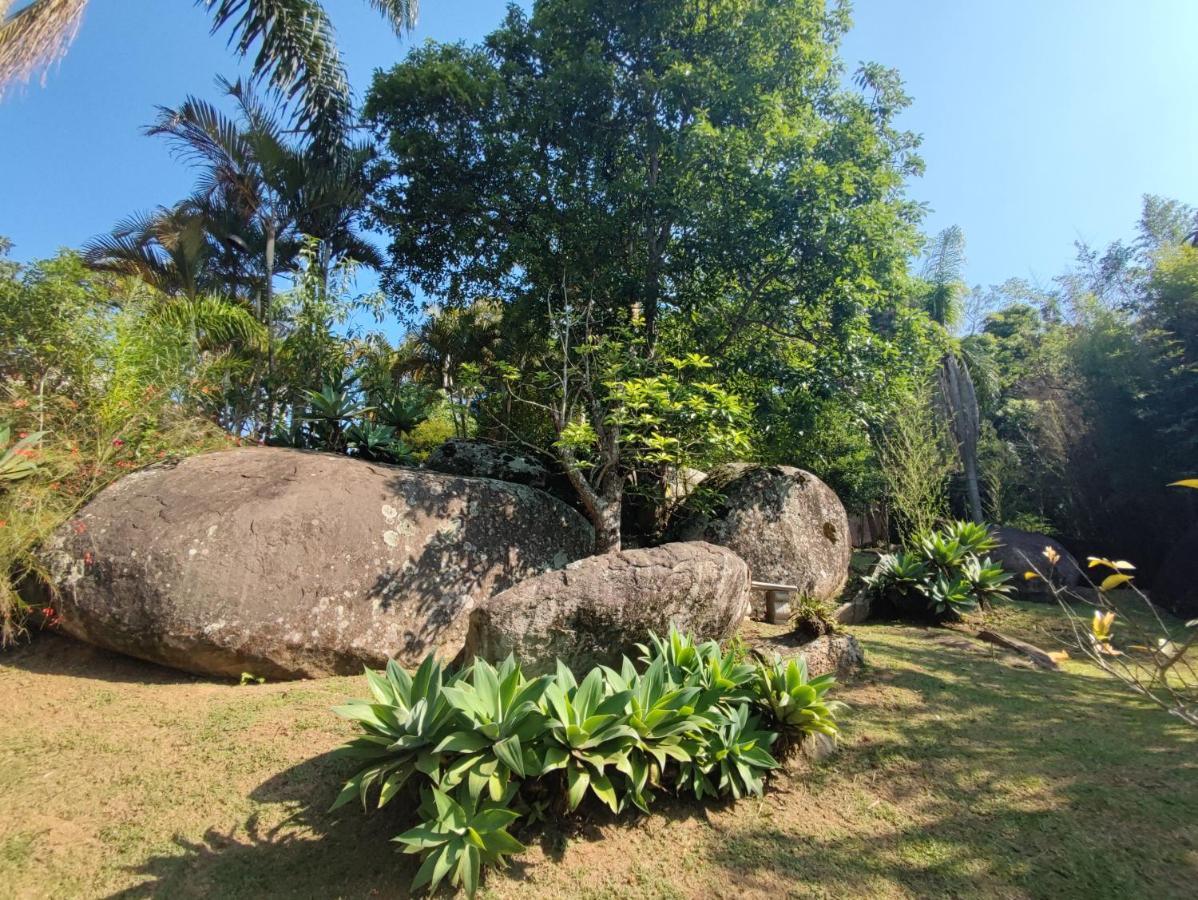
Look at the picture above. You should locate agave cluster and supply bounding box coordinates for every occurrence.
[332,627,846,896]
[866,520,1013,618]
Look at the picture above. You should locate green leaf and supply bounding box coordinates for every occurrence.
[566,764,591,810]
[434,731,491,754]
[493,735,525,777]
[589,771,619,813]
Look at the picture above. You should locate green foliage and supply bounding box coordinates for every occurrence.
[751,656,846,744]
[332,628,846,896]
[867,521,1013,620]
[0,247,231,643]
[364,0,930,544]
[879,385,952,542]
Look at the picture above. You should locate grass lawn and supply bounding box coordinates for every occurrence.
[2,602,1196,899]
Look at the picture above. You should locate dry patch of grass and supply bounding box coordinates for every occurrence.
[2,604,1197,899]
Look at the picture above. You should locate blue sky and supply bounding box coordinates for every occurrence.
[2,0,1196,299]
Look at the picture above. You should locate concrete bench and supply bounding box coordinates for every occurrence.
[750,580,799,625]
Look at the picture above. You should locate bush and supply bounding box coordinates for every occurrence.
[331,627,847,896]
[865,520,1013,620]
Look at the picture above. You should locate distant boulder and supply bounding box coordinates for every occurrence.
[1154,524,1198,619]
[424,439,551,489]
[38,448,593,679]
[671,464,851,607]
[465,541,751,675]
[991,527,1084,596]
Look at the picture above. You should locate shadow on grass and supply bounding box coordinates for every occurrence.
[0,631,203,685]
[107,749,421,899]
[94,624,1198,898]
[707,631,1198,898]
[110,741,721,899]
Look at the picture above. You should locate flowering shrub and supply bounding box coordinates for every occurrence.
[332,627,846,896]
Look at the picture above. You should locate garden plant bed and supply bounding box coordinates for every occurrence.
[2,602,1195,898]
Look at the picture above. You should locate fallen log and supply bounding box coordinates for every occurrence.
[973,628,1061,671]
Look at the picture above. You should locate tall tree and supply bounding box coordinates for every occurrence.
[0,0,418,144]
[920,225,984,523]
[365,0,924,548]
[86,79,381,434]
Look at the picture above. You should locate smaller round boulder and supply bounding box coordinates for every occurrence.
[991,527,1084,596]
[465,542,750,675]
[671,464,851,605]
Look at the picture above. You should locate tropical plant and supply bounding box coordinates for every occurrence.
[332,628,847,896]
[0,0,418,144]
[676,703,778,801]
[394,785,525,897]
[751,655,846,749]
[867,520,1013,619]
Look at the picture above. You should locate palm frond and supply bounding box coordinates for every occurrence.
[199,0,352,144]
[0,0,87,96]
[365,0,419,34]
[152,293,266,349]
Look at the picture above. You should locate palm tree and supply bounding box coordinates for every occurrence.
[921,226,985,524]
[393,299,502,437]
[0,0,418,143]
[87,79,382,436]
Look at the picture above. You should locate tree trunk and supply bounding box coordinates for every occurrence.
[936,351,984,524]
[557,447,625,554]
[592,496,623,554]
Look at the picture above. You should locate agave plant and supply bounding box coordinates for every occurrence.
[601,655,711,812]
[677,704,778,801]
[345,420,414,464]
[638,625,754,708]
[394,785,525,897]
[538,663,637,813]
[329,656,463,812]
[437,657,551,803]
[867,521,1013,620]
[751,655,847,745]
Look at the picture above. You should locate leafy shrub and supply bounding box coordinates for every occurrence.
[866,520,1013,619]
[332,627,846,896]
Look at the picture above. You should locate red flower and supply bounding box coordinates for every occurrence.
[18,431,28,438]
[0,520,7,528]
[72,520,87,534]
[83,551,94,565]
[112,438,125,448]
[12,398,28,409]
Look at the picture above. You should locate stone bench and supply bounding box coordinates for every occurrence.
[750,580,800,625]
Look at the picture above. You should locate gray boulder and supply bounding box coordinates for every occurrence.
[672,464,851,606]
[425,439,552,490]
[991,527,1084,596]
[798,633,866,678]
[38,448,593,679]
[465,541,751,675]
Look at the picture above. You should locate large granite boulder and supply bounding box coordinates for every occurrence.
[1155,523,1198,619]
[671,464,851,606]
[465,541,751,675]
[991,527,1084,596]
[37,448,593,679]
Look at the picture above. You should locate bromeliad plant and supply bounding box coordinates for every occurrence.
[866,520,1013,620]
[332,627,847,896]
